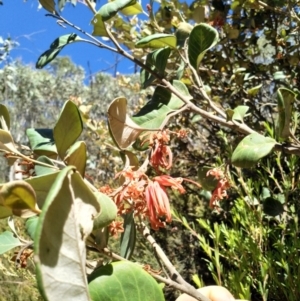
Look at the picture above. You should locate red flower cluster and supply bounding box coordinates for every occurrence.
[146,175,186,230]
[149,130,173,172]
[102,168,187,231]
[206,168,230,209]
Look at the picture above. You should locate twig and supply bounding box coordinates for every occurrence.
[84,0,96,14]
[101,246,211,301]
[46,13,118,53]
[181,46,226,118]
[138,223,211,301]
[84,0,125,53]
[0,150,60,170]
[47,8,300,160]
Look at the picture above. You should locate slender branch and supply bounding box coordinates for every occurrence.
[84,0,96,14]
[138,223,211,301]
[139,223,185,284]
[84,0,125,53]
[181,47,226,118]
[0,150,60,170]
[47,13,118,53]
[159,104,190,130]
[50,12,300,157]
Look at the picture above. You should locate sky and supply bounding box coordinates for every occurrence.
[0,0,138,76]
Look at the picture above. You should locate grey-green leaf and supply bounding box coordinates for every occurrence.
[98,0,136,21]
[34,166,100,301]
[136,33,177,49]
[53,100,83,159]
[120,212,136,260]
[93,192,117,230]
[0,104,10,130]
[0,231,23,255]
[26,128,57,158]
[88,261,165,301]
[276,87,296,141]
[25,216,39,240]
[35,156,57,176]
[188,23,219,70]
[231,133,276,168]
[141,47,171,89]
[36,34,80,69]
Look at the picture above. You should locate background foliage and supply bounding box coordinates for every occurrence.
[2,0,300,300]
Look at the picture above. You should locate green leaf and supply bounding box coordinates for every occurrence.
[132,89,172,128]
[98,0,136,21]
[276,87,296,141]
[121,2,143,15]
[34,166,100,301]
[91,14,108,37]
[0,205,13,219]
[261,187,271,200]
[120,212,136,260]
[226,105,249,122]
[197,167,218,191]
[231,133,277,168]
[25,216,39,240]
[132,82,189,150]
[176,59,185,80]
[35,156,57,176]
[133,81,187,128]
[54,100,83,159]
[108,97,155,149]
[0,231,23,255]
[247,84,262,96]
[0,104,10,130]
[26,128,57,158]
[136,33,177,49]
[141,47,171,89]
[188,23,219,70]
[0,129,20,154]
[263,197,284,216]
[39,0,56,13]
[64,141,87,177]
[93,192,117,230]
[0,181,40,218]
[36,34,80,69]
[88,261,165,301]
[25,172,60,209]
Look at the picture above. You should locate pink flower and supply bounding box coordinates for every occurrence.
[209,178,230,209]
[153,175,186,193]
[149,130,173,171]
[145,181,172,230]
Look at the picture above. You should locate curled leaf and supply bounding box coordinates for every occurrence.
[108,97,155,149]
[0,181,40,217]
[36,34,81,69]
